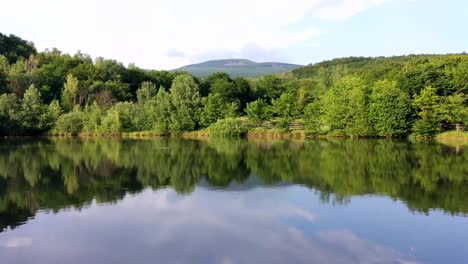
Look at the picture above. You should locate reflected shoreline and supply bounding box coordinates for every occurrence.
[0,138,467,233]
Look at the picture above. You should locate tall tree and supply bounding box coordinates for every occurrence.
[0,93,19,134]
[413,86,442,137]
[271,92,298,127]
[245,99,269,124]
[369,80,413,137]
[169,75,201,133]
[20,84,45,132]
[61,73,79,110]
[320,77,370,136]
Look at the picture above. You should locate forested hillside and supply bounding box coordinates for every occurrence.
[0,33,466,138]
[171,59,302,77]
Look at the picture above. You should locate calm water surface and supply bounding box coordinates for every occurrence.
[0,138,467,264]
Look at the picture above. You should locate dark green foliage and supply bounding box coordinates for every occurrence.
[0,33,37,64]
[0,55,9,94]
[293,54,468,97]
[0,93,20,134]
[253,75,286,101]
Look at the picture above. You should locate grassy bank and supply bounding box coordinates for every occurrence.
[436,131,468,141]
[42,129,468,142]
[246,128,305,139]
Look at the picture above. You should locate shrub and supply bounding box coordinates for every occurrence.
[208,118,250,138]
[54,110,84,134]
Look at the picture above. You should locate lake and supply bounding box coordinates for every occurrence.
[0,138,467,264]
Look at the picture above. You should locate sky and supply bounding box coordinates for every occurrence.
[1,0,467,70]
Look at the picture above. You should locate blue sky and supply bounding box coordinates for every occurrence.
[1,0,467,69]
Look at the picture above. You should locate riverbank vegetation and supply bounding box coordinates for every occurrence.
[1,33,467,138]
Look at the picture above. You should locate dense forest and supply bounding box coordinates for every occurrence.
[0,33,467,138]
[1,138,467,232]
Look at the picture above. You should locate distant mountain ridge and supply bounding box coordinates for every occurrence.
[171,59,302,77]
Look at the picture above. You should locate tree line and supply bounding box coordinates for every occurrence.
[0,33,467,138]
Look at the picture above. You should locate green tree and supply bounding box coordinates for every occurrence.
[413,86,442,137]
[54,107,84,134]
[270,92,298,127]
[169,75,201,133]
[7,59,29,96]
[0,93,19,134]
[20,84,45,132]
[200,93,226,127]
[112,102,136,131]
[346,83,371,137]
[440,93,468,131]
[0,55,9,94]
[61,73,79,110]
[136,81,158,104]
[200,93,239,127]
[0,33,37,64]
[83,102,103,133]
[100,109,121,134]
[253,75,285,101]
[369,80,413,137]
[303,100,321,135]
[245,99,269,124]
[321,77,369,136]
[153,88,172,133]
[39,99,62,130]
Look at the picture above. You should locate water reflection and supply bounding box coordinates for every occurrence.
[0,188,419,264]
[0,138,467,263]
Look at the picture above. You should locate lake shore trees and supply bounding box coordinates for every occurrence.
[0,33,467,138]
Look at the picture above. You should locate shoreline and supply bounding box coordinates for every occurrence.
[3,130,468,142]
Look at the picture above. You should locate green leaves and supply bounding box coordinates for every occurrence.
[245,99,269,124]
[369,80,412,138]
[270,92,298,127]
[412,86,442,138]
[168,75,201,133]
[208,118,250,138]
[319,77,371,137]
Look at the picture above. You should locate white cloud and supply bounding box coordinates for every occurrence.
[0,188,417,263]
[3,237,33,248]
[0,0,395,69]
[316,0,391,20]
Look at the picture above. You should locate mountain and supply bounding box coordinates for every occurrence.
[171,59,302,77]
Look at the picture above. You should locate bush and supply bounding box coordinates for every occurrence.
[54,110,84,134]
[208,118,250,138]
[100,109,121,134]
